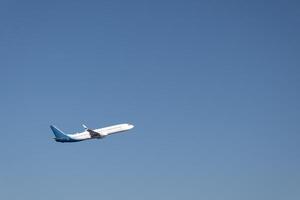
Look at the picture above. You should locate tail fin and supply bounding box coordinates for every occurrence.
[50,125,69,139]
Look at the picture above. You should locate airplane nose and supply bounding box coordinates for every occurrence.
[128,124,134,129]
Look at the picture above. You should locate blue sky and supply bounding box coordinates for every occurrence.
[0,0,299,199]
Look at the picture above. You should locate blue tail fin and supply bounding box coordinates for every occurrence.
[50,125,69,139]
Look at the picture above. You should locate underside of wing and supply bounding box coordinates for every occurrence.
[87,129,104,138]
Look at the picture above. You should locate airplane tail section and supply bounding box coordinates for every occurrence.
[50,125,69,139]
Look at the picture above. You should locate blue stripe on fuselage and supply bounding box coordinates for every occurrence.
[54,138,83,143]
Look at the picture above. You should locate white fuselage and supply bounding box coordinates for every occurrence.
[67,123,134,141]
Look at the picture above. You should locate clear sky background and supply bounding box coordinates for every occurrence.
[0,0,299,199]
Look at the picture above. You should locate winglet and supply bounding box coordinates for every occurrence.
[82,124,88,130]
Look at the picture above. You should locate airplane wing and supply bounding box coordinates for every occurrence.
[82,124,104,138]
[87,129,103,138]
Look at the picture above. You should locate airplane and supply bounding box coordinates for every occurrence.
[50,123,134,143]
